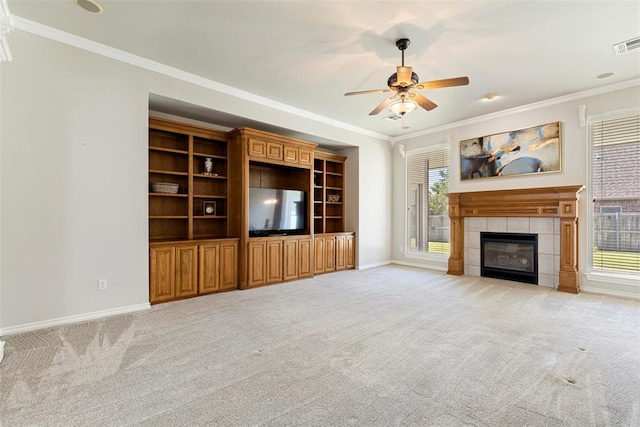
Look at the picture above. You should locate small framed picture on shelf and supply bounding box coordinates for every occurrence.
[203,201,217,216]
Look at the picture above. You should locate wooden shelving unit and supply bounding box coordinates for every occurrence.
[313,151,346,234]
[148,117,239,304]
[149,117,230,241]
[149,119,355,301]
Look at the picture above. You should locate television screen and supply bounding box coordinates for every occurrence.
[249,187,305,236]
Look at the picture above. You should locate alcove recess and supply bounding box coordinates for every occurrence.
[149,118,355,304]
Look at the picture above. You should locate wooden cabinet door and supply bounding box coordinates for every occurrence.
[248,138,266,158]
[346,234,355,269]
[248,241,267,287]
[219,241,238,290]
[150,245,175,303]
[335,235,346,271]
[324,236,336,272]
[298,237,313,278]
[283,146,299,165]
[314,236,325,274]
[199,242,220,294]
[175,244,198,298]
[283,239,298,281]
[266,142,283,161]
[299,149,313,167]
[266,240,283,284]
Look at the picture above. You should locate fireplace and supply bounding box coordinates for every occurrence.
[446,186,584,293]
[481,232,538,284]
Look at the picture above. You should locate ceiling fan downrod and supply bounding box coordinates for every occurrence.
[396,38,410,67]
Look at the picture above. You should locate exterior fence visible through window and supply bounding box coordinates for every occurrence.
[589,112,640,274]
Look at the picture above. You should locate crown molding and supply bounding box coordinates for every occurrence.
[12,16,390,142]
[0,0,13,62]
[394,78,640,142]
[10,16,639,145]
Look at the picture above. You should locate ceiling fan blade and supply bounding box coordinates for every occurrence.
[410,92,438,111]
[369,94,397,115]
[344,88,392,96]
[414,76,470,90]
[396,66,413,86]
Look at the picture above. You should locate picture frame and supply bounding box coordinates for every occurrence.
[203,201,216,216]
[459,121,561,180]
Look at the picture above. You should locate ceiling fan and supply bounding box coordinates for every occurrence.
[344,38,469,116]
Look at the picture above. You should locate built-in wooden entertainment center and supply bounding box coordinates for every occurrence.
[148,117,355,303]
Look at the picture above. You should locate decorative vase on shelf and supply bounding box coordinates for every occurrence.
[203,157,213,175]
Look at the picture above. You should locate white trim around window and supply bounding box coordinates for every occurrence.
[404,143,451,261]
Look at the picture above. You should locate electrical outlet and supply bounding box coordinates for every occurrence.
[98,279,108,290]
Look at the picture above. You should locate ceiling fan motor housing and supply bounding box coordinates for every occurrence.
[388,71,419,88]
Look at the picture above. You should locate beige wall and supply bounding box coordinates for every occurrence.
[0,31,392,333]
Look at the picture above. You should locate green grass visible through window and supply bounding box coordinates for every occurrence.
[428,242,450,254]
[593,248,640,273]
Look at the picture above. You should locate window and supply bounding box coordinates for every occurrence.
[406,145,450,256]
[589,111,639,275]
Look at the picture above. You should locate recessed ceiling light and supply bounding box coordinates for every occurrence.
[597,72,614,79]
[75,0,103,14]
[482,92,498,101]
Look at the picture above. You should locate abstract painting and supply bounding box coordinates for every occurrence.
[459,122,561,180]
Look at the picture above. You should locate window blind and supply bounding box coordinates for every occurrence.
[589,112,640,274]
[406,147,450,254]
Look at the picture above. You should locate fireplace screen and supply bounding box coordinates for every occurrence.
[481,232,538,284]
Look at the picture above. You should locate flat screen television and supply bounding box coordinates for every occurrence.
[249,187,306,237]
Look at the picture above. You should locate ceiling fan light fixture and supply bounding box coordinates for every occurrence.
[389,99,417,116]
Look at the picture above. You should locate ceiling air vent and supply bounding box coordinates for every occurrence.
[384,114,402,121]
[614,37,640,55]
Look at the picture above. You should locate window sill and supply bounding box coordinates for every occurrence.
[404,251,449,261]
[584,271,640,287]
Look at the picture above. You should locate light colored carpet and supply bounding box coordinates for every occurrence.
[1,266,639,426]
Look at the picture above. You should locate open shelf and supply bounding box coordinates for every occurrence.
[149,170,189,176]
[149,117,230,242]
[149,146,189,155]
[193,152,226,160]
[149,193,188,198]
[193,174,228,180]
[313,152,346,234]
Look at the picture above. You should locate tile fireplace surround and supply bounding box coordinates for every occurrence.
[447,185,585,293]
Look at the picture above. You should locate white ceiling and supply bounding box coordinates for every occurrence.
[8,0,640,141]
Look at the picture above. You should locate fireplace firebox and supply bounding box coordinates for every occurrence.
[480,232,538,284]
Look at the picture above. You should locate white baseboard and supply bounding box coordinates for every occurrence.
[391,260,448,272]
[581,272,640,300]
[357,260,392,270]
[0,303,151,337]
[581,286,640,300]
[356,260,448,272]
